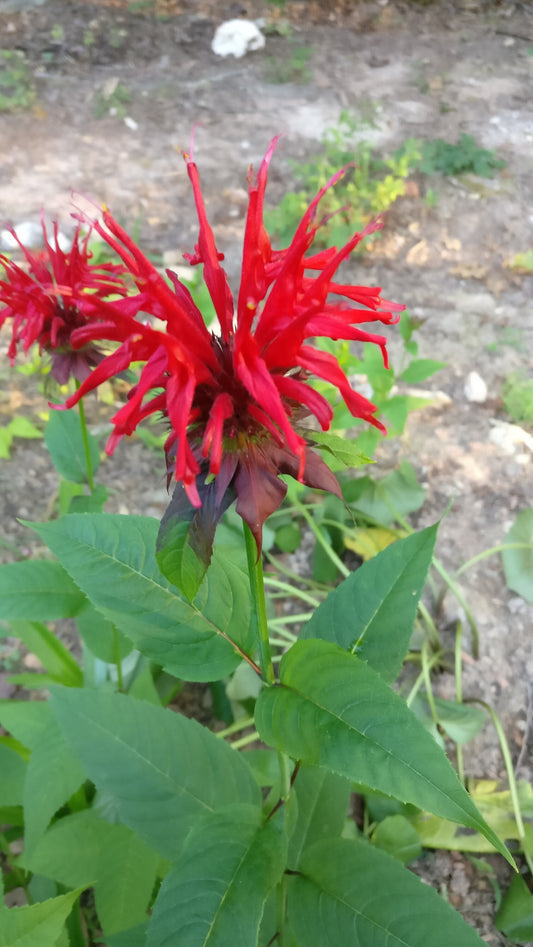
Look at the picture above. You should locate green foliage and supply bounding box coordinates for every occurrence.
[265,112,422,247]
[44,409,101,485]
[0,49,35,112]
[502,371,533,425]
[0,415,41,460]
[502,509,533,604]
[266,45,314,84]
[93,80,132,119]
[407,133,506,178]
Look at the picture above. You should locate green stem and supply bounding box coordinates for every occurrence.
[75,384,94,493]
[263,577,321,609]
[113,625,124,693]
[473,699,533,875]
[293,499,349,578]
[216,715,255,740]
[455,543,533,577]
[243,523,275,684]
[231,731,261,750]
[455,622,465,785]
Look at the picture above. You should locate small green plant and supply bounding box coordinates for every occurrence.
[0,50,35,112]
[506,249,533,273]
[405,133,506,178]
[265,112,421,247]
[266,44,313,84]
[502,371,533,425]
[93,81,132,119]
[50,24,64,42]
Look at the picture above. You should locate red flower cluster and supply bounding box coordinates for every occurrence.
[0,219,129,384]
[61,138,403,548]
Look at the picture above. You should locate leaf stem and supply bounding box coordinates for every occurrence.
[243,523,275,685]
[75,384,94,493]
[293,499,349,578]
[113,625,124,693]
[216,715,255,739]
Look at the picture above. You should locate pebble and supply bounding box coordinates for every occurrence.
[211,19,265,58]
[464,371,488,403]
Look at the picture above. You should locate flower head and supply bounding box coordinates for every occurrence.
[0,218,130,384]
[64,138,404,551]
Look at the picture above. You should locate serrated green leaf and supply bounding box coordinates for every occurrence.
[401,359,446,384]
[289,766,351,868]
[372,814,422,863]
[309,431,371,470]
[106,924,149,947]
[28,514,253,682]
[502,509,533,604]
[255,640,512,864]
[287,837,486,946]
[0,560,86,621]
[147,804,286,947]
[0,700,86,851]
[344,461,426,525]
[21,810,159,936]
[44,409,100,484]
[50,687,261,860]
[0,743,26,807]
[495,874,533,941]
[0,887,84,947]
[75,605,133,664]
[7,621,82,687]
[302,526,437,682]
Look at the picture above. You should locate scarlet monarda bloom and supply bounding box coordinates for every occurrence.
[64,138,404,549]
[0,219,129,384]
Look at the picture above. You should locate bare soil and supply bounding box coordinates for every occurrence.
[0,0,532,943]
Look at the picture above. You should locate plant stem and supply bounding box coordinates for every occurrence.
[455,542,533,577]
[454,621,465,785]
[243,523,275,685]
[75,383,94,493]
[216,715,255,739]
[293,499,349,578]
[113,625,124,693]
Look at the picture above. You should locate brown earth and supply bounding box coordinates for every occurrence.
[0,0,532,943]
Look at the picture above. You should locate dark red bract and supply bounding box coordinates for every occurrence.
[64,138,404,549]
[0,219,129,384]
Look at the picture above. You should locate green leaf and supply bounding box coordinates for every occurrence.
[0,560,86,621]
[28,514,253,682]
[287,837,487,946]
[372,814,422,863]
[44,408,100,484]
[50,687,261,860]
[274,523,301,554]
[0,700,86,851]
[344,461,426,525]
[289,766,351,868]
[0,888,84,947]
[495,874,533,941]
[146,804,286,947]
[255,640,511,864]
[401,359,446,384]
[75,605,133,664]
[107,924,149,947]
[423,696,486,744]
[302,526,437,682]
[308,431,371,470]
[6,621,82,687]
[502,509,533,603]
[21,810,159,936]
[8,416,42,439]
[0,743,26,806]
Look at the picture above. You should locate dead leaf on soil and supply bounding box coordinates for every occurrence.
[450,263,489,280]
[406,239,429,265]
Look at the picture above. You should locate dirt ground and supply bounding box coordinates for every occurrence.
[0,0,532,942]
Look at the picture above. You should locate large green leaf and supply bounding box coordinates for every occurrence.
[0,743,26,807]
[50,687,261,860]
[29,514,253,681]
[0,560,86,621]
[287,837,486,946]
[0,700,86,851]
[289,766,351,868]
[255,640,511,863]
[502,509,533,604]
[147,804,286,947]
[343,462,426,525]
[21,810,159,937]
[495,874,533,942]
[301,525,437,682]
[0,888,84,947]
[44,408,100,485]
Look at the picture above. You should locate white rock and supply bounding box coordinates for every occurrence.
[489,419,533,454]
[211,19,265,59]
[464,370,488,403]
[1,221,70,252]
[124,116,138,131]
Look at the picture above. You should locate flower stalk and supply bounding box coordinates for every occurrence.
[243,521,275,685]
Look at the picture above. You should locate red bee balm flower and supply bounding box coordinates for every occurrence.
[65,138,404,550]
[0,219,130,384]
